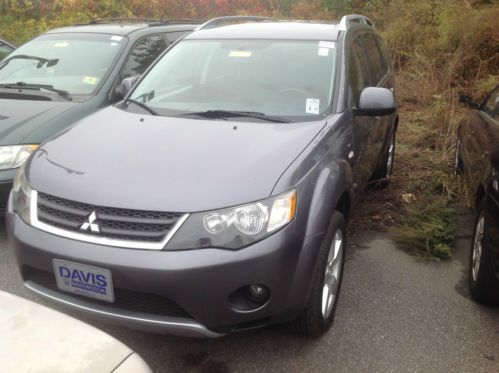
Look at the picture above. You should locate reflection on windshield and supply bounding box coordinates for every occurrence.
[0,33,125,96]
[130,40,337,122]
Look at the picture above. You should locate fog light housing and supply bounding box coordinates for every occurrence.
[246,284,270,303]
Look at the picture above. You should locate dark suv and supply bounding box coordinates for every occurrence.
[0,19,201,213]
[456,85,499,304]
[8,15,398,337]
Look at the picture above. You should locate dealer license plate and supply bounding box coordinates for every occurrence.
[52,260,114,303]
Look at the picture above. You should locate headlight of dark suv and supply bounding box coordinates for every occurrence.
[12,163,33,224]
[166,189,297,250]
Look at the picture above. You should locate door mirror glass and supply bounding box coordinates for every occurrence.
[356,87,396,117]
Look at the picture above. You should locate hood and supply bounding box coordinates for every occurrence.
[0,98,79,144]
[29,106,326,212]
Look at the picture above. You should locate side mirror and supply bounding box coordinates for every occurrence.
[459,94,480,109]
[116,75,140,99]
[356,87,397,117]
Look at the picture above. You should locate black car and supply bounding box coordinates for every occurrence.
[0,38,15,60]
[0,19,201,213]
[8,15,398,337]
[456,85,499,305]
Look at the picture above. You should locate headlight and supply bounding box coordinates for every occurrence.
[167,189,297,250]
[12,163,32,224]
[0,145,38,170]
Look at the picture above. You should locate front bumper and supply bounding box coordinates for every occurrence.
[7,210,323,337]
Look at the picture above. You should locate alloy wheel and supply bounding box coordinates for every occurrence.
[386,133,395,178]
[472,213,485,281]
[322,229,343,319]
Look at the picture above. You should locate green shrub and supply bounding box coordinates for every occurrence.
[394,197,456,260]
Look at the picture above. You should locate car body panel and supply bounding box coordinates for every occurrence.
[8,210,323,333]
[188,22,340,41]
[0,290,151,372]
[28,106,327,212]
[458,85,499,279]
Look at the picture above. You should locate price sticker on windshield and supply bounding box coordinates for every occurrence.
[306,98,320,114]
[318,47,329,56]
[319,41,335,49]
[82,76,98,85]
[229,51,252,58]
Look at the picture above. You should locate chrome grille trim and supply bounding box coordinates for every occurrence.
[30,190,189,250]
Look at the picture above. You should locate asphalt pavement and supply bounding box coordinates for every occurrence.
[1,212,498,373]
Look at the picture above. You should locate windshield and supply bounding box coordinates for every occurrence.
[129,39,337,121]
[0,33,126,96]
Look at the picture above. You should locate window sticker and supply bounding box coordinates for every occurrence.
[82,76,98,85]
[54,42,69,48]
[229,50,252,58]
[319,41,335,49]
[306,98,320,114]
[110,35,123,41]
[318,47,329,56]
[110,42,119,47]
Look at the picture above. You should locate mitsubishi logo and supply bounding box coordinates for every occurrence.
[80,211,100,233]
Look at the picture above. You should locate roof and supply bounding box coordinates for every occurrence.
[186,22,341,41]
[46,22,199,36]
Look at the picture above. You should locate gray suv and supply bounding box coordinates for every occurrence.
[8,15,398,337]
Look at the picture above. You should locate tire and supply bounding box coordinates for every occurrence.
[292,211,347,337]
[468,200,499,305]
[371,129,396,189]
[455,139,464,176]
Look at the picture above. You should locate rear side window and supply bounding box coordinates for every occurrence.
[348,38,370,106]
[361,34,386,85]
[121,35,168,78]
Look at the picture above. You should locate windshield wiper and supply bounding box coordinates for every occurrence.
[181,110,289,123]
[124,98,158,116]
[0,55,59,69]
[0,82,71,99]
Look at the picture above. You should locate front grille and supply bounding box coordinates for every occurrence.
[26,267,193,319]
[37,192,183,243]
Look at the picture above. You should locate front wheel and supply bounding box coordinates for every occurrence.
[468,200,499,305]
[292,211,346,336]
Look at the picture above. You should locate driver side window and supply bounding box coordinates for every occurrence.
[348,37,370,107]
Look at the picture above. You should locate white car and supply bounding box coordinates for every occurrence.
[0,291,151,373]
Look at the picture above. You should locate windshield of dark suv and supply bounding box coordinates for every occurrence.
[129,39,337,122]
[0,33,126,98]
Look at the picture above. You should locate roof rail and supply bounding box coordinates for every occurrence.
[80,18,203,26]
[195,16,273,31]
[338,14,374,31]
